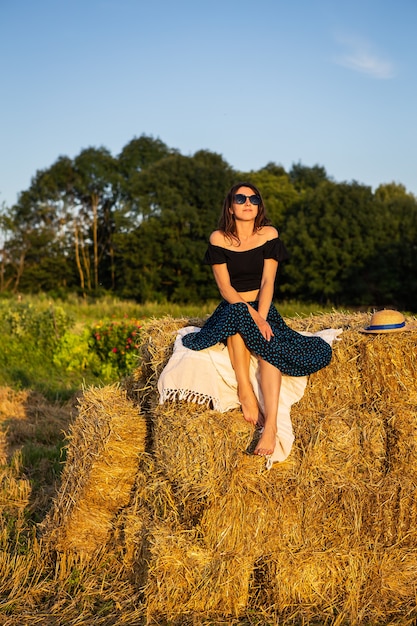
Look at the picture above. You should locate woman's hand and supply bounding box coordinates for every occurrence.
[256,317,274,341]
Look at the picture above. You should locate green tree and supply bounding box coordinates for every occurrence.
[71,147,122,291]
[1,157,77,293]
[280,181,376,305]
[119,134,175,175]
[367,183,417,309]
[114,150,235,302]
[2,149,123,295]
[241,163,298,229]
[289,162,329,191]
[118,135,177,225]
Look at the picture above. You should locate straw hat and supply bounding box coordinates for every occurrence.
[360,309,413,334]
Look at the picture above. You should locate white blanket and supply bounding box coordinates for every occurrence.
[158,326,342,468]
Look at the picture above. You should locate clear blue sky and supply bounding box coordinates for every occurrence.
[1,0,416,207]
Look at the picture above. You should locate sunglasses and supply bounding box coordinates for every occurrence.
[233,193,261,206]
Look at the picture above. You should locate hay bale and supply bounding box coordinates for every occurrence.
[110,454,178,575]
[130,316,199,411]
[153,402,256,504]
[143,521,254,619]
[252,547,373,624]
[43,311,417,623]
[41,384,146,555]
[131,311,417,623]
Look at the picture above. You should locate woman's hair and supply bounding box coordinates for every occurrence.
[218,181,271,243]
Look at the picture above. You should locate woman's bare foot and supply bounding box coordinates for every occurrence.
[238,386,260,426]
[254,425,277,456]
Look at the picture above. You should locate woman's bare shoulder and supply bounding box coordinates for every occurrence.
[260,225,279,239]
[209,230,226,246]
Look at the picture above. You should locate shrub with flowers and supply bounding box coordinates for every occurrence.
[87,317,143,379]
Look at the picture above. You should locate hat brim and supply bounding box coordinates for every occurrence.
[359,323,416,334]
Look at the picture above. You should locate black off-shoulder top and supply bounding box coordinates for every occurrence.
[203,237,289,292]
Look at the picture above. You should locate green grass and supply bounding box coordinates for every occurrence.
[1,293,337,324]
[0,294,339,401]
[2,293,218,326]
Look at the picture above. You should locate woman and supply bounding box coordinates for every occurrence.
[182,182,332,456]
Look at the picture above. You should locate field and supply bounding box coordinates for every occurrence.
[5,297,417,624]
[0,294,342,625]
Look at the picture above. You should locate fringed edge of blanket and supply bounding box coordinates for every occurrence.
[160,388,221,411]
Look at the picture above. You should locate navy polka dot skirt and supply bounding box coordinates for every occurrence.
[182,301,332,377]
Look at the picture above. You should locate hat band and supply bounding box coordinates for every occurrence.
[367,321,405,331]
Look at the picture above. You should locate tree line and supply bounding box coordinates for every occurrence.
[1,135,416,311]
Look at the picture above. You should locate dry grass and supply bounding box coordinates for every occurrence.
[2,310,417,624]
[124,312,417,624]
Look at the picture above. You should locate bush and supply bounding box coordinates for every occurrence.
[87,317,143,379]
[0,301,145,395]
[1,303,74,352]
[53,331,100,374]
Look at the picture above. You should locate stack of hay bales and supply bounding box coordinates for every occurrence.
[41,384,147,554]
[42,311,417,624]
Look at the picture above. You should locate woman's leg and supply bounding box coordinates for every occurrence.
[254,359,282,456]
[227,333,260,425]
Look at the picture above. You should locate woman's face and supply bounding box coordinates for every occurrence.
[230,186,260,221]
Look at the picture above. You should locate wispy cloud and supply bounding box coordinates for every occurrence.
[334,35,395,79]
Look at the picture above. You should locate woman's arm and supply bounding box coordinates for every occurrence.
[254,258,278,340]
[211,263,249,304]
[257,258,278,319]
[211,259,278,341]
